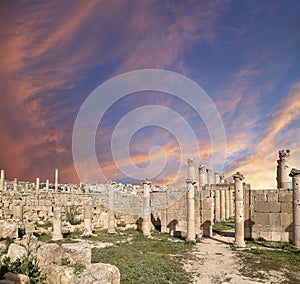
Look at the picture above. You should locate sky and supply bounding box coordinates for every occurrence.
[0,0,300,188]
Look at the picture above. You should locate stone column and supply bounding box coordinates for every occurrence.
[46,179,49,192]
[54,168,59,192]
[161,190,168,233]
[13,205,23,222]
[85,183,90,193]
[233,172,245,247]
[142,179,151,237]
[277,150,290,189]
[290,168,300,248]
[206,168,213,185]
[0,170,4,191]
[214,172,220,184]
[220,189,226,221]
[83,204,93,236]
[225,188,230,220]
[52,207,63,241]
[215,189,221,222]
[194,185,201,237]
[13,178,18,191]
[187,158,196,241]
[35,177,40,192]
[198,165,206,188]
[229,186,234,217]
[108,182,116,234]
[220,175,225,184]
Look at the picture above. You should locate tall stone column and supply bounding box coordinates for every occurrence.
[13,178,18,191]
[52,207,63,241]
[225,188,230,220]
[198,165,206,188]
[35,177,40,192]
[187,158,196,241]
[194,185,201,237]
[206,168,213,185]
[214,172,220,184]
[233,172,245,247]
[83,204,93,236]
[214,189,221,222]
[161,190,168,233]
[220,189,226,221]
[54,168,59,192]
[108,182,116,234]
[229,186,234,217]
[142,179,151,237]
[277,150,290,189]
[290,168,300,248]
[46,179,49,192]
[85,183,90,193]
[0,170,4,191]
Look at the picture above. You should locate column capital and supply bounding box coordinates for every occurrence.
[279,149,290,161]
[289,168,300,177]
[206,168,212,173]
[142,179,151,185]
[233,172,244,181]
[198,165,205,173]
[187,158,195,167]
[186,178,196,185]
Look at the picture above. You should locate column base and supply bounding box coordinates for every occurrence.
[52,235,63,241]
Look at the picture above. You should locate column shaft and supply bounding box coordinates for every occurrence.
[234,172,245,247]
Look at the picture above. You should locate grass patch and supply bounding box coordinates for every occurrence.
[92,230,193,283]
[236,240,300,283]
[212,218,235,235]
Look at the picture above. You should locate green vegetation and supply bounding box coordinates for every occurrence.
[212,218,235,235]
[72,262,85,275]
[0,234,46,283]
[66,205,81,225]
[92,230,193,283]
[237,240,300,283]
[35,221,52,228]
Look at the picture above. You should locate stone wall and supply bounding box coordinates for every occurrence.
[245,188,293,242]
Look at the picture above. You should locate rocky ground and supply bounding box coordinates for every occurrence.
[182,232,287,284]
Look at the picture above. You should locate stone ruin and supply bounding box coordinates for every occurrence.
[0,149,300,283]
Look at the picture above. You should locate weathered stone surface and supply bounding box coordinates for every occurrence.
[7,244,26,262]
[3,272,30,284]
[0,221,18,239]
[253,201,281,213]
[37,243,63,269]
[61,242,91,265]
[268,213,281,226]
[44,265,75,284]
[74,263,120,284]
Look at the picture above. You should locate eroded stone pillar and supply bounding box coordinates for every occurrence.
[35,177,40,192]
[13,178,18,191]
[0,170,4,190]
[52,207,63,241]
[220,175,225,184]
[108,182,116,234]
[214,172,220,184]
[215,189,221,222]
[46,179,49,192]
[83,204,93,236]
[233,172,245,247]
[54,168,58,192]
[206,168,213,185]
[198,165,206,188]
[142,179,151,237]
[220,189,226,221]
[277,150,290,189]
[290,168,300,248]
[225,188,230,220]
[13,205,23,222]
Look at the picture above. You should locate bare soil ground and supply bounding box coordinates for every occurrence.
[182,233,287,284]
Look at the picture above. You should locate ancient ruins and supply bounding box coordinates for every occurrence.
[0,149,300,283]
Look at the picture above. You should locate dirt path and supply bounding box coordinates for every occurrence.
[183,233,285,284]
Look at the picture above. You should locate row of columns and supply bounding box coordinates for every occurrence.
[214,187,234,222]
